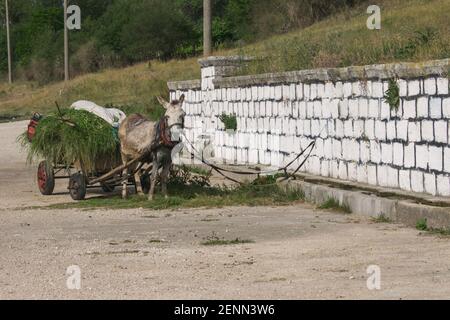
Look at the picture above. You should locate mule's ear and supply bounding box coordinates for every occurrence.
[157,96,170,109]
[179,94,185,105]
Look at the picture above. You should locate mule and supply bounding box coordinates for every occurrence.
[118,95,185,200]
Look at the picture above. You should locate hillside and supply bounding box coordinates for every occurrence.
[0,0,449,120]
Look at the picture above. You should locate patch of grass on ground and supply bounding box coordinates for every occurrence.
[318,198,352,214]
[201,238,254,246]
[416,218,428,231]
[371,214,392,223]
[49,176,305,211]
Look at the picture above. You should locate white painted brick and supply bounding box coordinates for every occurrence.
[303,84,310,101]
[306,101,314,118]
[360,141,370,162]
[274,86,282,100]
[437,77,449,95]
[368,99,379,118]
[381,143,392,164]
[393,142,404,166]
[352,82,362,97]
[321,160,330,177]
[296,84,304,100]
[402,99,416,119]
[313,101,322,118]
[343,82,352,97]
[338,161,348,180]
[408,80,421,96]
[322,99,331,119]
[399,170,411,191]
[421,120,434,142]
[424,78,437,95]
[330,160,339,178]
[375,121,386,141]
[443,98,450,119]
[408,122,421,142]
[311,119,321,137]
[348,99,359,119]
[347,162,357,181]
[304,120,311,136]
[332,139,342,158]
[357,165,368,184]
[299,101,307,119]
[404,143,415,168]
[344,139,359,162]
[429,146,443,172]
[424,173,436,195]
[430,97,442,119]
[386,121,396,140]
[411,170,424,193]
[377,165,388,187]
[310,83,318,100]
[290,84,297,100]
[372,82,384,98]
[323,138,332,159]
[416,144,428,170]
[380,101,391,120]
[370,141,381,164]
[365,119,375,140]
[417,97,428,118]
[397,120,408,141]
[445,148,450,173]
[335,82,343,98]
[398,80,408,97]
[359,98,369,118]
[368,165,378,185]
[387,167,399,188]
[329,99,339,119]
[339,99,349,119]
[335,120,344,138]
[437,175,450,196]
[354,120,364,138]
[317,83,325,98]
[344,120,353,137]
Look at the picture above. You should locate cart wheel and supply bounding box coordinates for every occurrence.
[140,174,150,195]
[37,161,55,195]
[69,173,86,201]
[101,183,115,193]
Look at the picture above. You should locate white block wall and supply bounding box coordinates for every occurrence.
[169,58,450,197]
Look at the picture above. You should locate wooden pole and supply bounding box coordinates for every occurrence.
[203,0,212,56]
[64,0,69,81]
[5,0,12,83]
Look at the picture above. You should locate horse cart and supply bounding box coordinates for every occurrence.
[26,106,151,201]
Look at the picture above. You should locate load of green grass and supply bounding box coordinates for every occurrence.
[19,109,120,172]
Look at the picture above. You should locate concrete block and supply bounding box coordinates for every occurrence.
[354,120,364,138]
[443,98,450,119]
[338,161,348,180]
[317,83,325,98]
[398,79,407,97]
[321,160,330,177]
[417,97,429,118]
[370,141,381,164]
[437,77,449,95]
[356,165,368,184]
[421,120,434,142]
[416,144,428,170]
[310,83,318,100]
[429,146,443,172]
[299,101,307,119]
[386,121,396,140]
[430,97,442,119]
[296,83,304,100]
[359,98,369,119]
[360,141,370,163]
[344,120,354,137]
[330,99,339,119]
[404,143,415,168]
[387,167,399,188]
[408,121,421,142]
[368,99,379,118]
[393,142,404,167]
[403,99,416,119]
[347,162,357,181]
[332,139,342,158]
[339,99,349,119]
[381,143,393,164]
[335,119,344,138]
[399,170,411,191]
[375,121,386,141]
[314,101,322,118]
[311,119,321,137]
[343,82,352,97]
[322,99,331,119]
[348,99,359,119]
[437,175,450,197]
[411,170,424,193]
[377,165,388,187]
[396,120,408,141]
[304,120,311,136]
[372,81,384,98]
[445,147,450,172]
[408,80,421,96]
[335,82,343,98]
[306,102,314,118]
[275,86,282,100]
[380,100,391,120]
[365,119,375,140]
[368,165,377,185]
[424,173,437,195]
[424,78,437,95]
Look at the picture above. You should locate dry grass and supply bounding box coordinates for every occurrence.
[0,0,448,119]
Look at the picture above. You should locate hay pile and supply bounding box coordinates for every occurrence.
[20,109,121,172]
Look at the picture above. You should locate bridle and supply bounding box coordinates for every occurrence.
[153,116,183,150]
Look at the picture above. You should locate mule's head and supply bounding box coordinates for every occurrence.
[157,94,186,142]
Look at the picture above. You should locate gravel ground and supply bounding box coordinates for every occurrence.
[1,121,450,300]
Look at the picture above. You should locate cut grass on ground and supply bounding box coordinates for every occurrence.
[48,182,305,211]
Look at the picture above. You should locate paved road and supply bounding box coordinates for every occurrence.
[1,121,450,299]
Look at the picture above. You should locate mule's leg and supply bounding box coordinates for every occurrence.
[148,155,159,201]
[121,153,129,199]
[160,160,172,199]
[133,163,143,196]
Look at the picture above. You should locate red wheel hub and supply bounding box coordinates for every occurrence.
[37,162,47,191]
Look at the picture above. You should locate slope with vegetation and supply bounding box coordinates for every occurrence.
[0,0,449,120]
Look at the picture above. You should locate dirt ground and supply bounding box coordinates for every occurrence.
[1,121,450,300]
